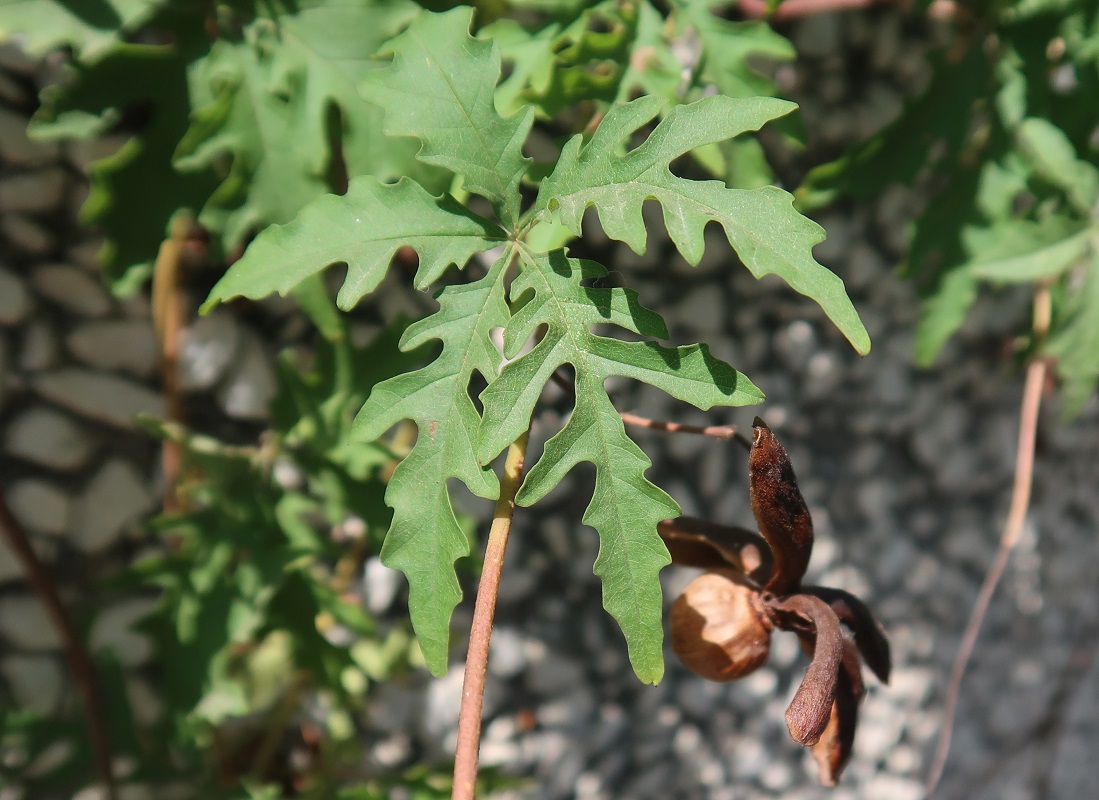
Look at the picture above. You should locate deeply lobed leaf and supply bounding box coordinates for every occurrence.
[478,249,762,680]
[1047,248,1099,417]
[176,0,438,249]
[535,95,870,353]
[362,6,534,227]
[30,41,217,294]
[352,266,511,674]
[0,0,160,60]
[490,0,637,119]
[205,176,505,311]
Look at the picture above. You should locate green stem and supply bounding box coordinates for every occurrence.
[451,431,530,800]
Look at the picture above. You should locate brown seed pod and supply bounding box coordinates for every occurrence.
[670,572,772,682]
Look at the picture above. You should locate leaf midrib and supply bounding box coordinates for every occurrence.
[408,25,509,204]
[515,247,654,598]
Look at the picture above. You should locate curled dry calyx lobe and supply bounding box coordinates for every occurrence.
[749,417,813,595]
[659,417,891,785]
[772,594,843,746]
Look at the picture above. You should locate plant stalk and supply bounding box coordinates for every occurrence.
[452,431,530,800]
[0,496,116,800]
[925,284,1051,796]
[152,213,193,515]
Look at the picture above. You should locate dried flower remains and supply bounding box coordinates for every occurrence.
[659,417,890,785]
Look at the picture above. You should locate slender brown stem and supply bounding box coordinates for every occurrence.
[152,214,193,515]
[452,431,530,800]
[738,0,889,21]
[738,0,901,20]
[549,369,577,398]
[737,0,962,22]
[550,370,751,449]
[0,496,116,799]
[250,671,306,782]
[925,285,1051,797]
[619,411,752,449]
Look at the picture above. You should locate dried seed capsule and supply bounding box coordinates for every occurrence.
[670,572,771,682]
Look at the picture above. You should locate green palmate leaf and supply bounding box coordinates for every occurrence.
[1048,248,1099,417]
[677,0,795,100]
[798,46,993,209]
[176,0,435,249]
[1016,117,1099,215]
[616,0,794,187]
[204,176,505,311]
[478,249,762,681]
[968,218,1093,282]
[30,41,217,294]
[489,0,637,119]
[616,0,683,104]
[0,0,160,60]
[352,265,510,674]
[362,6,534,227]
[907,169,983,366]
[535,94,870,353]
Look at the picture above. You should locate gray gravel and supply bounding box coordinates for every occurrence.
[0,8,1096,800]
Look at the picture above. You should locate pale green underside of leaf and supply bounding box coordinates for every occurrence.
[204,176,505,311]
[352,267,510,675]
[0,0,159,60]
[478,249,762,682]
[362,6,534,227]
[536,94,870,354]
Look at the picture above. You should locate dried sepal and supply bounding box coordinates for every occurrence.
[749,418,813,594]
[670,572,772,682]
[772,594,843,746]
[803,585,891,684]
[657,516,772,583]
[811,639,862,786]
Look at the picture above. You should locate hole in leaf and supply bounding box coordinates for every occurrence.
[467,371,487,416]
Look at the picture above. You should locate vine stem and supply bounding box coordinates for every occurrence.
[925,284,1051,797]
[0,496,116,800]
[452,431,530,800]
